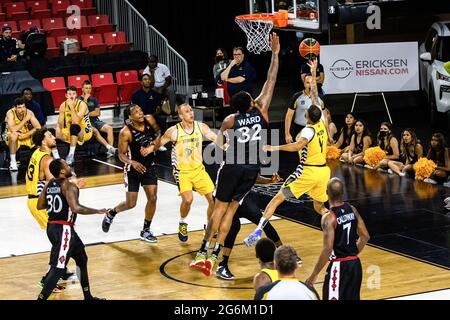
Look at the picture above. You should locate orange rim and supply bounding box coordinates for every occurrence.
[235,10,288,27]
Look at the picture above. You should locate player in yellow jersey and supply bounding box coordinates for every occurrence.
[5,98,41,171]
[157,103,217,242]
[26,127,75,292]
[253,238,279,291]
[56,86,93,166]
[244,58,330,247]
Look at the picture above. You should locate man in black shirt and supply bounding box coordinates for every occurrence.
[305,177,370,300]
[101,104,161,243]
[0,26,18,64]
[36,159,107,300]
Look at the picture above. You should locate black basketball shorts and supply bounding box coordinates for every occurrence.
[214,163,259,203]
[124,165,158,192]
[47,223,85,269]
[323,257,362,300]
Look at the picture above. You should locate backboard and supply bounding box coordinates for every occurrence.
[247,0,328,33]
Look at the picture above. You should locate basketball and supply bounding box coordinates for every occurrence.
[299,38,320,60]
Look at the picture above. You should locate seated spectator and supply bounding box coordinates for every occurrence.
[253,238,278,291]
[131,73,166,151]
[423,133,450,184]
[334,113,356,152]
[324,108,337,142]
[0,26,18,65]
[301,57,325,97]
[4,98,41,171]
[143,55,177,117]
[22,88,46,126]
[341,119,372,165]
[387,129,423,177]
[79,80,116,157]
[370,122,400,170]
[254,246,319,300]
[220,47,256,99]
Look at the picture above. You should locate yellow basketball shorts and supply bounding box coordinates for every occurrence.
[5,133,34,148]
[27,197,48,230]
[62,127,93,145]
[174,166,215,196]
[282,165,331,203]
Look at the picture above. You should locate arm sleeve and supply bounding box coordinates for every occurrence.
[161,64,171,77]
[299,127,314,142]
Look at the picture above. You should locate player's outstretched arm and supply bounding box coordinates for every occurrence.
[64,181,107,215]
[352,205,370,253]
[264,137,308,153]
[255,33,280,112]
[305,212,336,287]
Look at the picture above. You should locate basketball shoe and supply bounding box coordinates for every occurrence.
[140,229,157,243]
[203,256,218,276]
[215,264,234,280]
[189,252,206,270]
[178,222,188,242]
[102,209,115,233]
[243,229,262,247]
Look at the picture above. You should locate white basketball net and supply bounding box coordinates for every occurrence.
[235,18,273,54]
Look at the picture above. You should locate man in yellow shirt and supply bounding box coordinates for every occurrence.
[56,86,93,166]
[5,98,41,171]
[157,103,217,242]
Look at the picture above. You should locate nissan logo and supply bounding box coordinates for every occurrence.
[330,59,353,79]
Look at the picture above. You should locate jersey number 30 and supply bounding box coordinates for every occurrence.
[47,194,63,214]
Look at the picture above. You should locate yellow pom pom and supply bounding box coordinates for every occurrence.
[413,158,437,180]
[363,147,386,167]
[326,146,342,160]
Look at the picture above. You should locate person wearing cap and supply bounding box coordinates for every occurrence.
[0,26,18,64]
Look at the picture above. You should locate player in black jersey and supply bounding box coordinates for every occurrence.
[37,159,107,300]
[101,104,161,243]
[305,177,370,300]
[190,33,280,276]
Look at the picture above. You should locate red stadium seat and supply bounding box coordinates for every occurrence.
[67,74,89,96]
[104,31,131,52]
[42,77,66,110]
[80,33,107,54]
[5,2,29,20]
[42,17,67,37]
[67,15,90,35]
[27,1,51,19]
[45,36,60,59]
[18,19,42,32]
[116,70,141,104]
[87,15,114,34]
[0,6,6,22]
[51,0,70,17]
[91,73,118,106]
[71,0,96,16]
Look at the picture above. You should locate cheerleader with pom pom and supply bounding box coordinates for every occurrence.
[368,122,400,170]
[421,133,450,184]
[341,119,372,165]
[387,129,423,177]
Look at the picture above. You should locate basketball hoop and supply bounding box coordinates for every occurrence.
[235,10,287,55]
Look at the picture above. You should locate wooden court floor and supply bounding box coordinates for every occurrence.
[1,218,449,300]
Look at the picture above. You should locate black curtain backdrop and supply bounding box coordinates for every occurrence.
[130,0,287,88]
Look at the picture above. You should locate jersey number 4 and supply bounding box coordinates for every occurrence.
[237,124,262,143]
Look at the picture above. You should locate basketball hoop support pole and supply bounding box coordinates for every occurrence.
[350,92,393,124]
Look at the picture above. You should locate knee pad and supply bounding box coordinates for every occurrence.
[70,124,81,136]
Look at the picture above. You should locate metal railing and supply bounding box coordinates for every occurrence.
[95,0,189,95]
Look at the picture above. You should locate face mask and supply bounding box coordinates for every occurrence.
[379,131,388,137]
[215,55,224,63]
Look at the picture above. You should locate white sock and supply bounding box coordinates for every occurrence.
[68,146,76,157]
[51,148,60,159]
[257,217,268,230]
[10,154,16,164]
[106,144,113,150]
